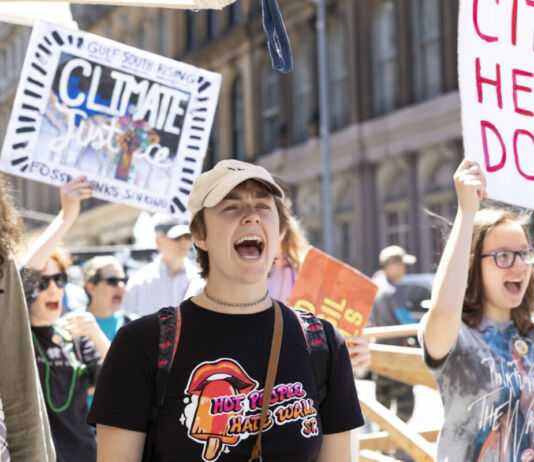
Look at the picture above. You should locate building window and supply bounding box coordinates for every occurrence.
[412,0,442,101]
[260,62,280,153]
[205,110,219,170]
[308,228,321,248]
[159,11,170,56]
[186,10,196,51]
[292,40,314,143]
[328,19,349,130]
[232,76,245,160]
[229,0,241,27]
[372,0,398,115]
[207,10,218,40]
[385,209,409,248]
[427,201,456,268]
[337,220,352,262]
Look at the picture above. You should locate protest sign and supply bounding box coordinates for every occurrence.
[0,20,221,218]
[458,0,534,210]
[287,247,378,337]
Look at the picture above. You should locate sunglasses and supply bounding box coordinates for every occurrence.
[38,272,68,291]
[94,276,128,287]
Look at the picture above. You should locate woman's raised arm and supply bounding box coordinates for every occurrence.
[23,177,92,270]
[423,158,487,361]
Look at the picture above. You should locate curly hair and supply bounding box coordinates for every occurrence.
[0,174,25,279]
[463,207,534,336]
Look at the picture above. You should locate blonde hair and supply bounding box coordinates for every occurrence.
[83,255,123,285]
[281,215,309,271]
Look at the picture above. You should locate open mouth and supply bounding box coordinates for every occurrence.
[234,235,265,260]
[504,279,523,295]
[112,295,123,304]
[45,301,60,311]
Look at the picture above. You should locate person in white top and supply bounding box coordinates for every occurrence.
[121,217,204,317]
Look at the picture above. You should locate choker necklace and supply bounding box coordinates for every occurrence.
[204,289,270,308]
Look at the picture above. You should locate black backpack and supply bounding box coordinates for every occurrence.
[142,304,331,462]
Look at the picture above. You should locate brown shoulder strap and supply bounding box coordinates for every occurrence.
[249,300,283,462]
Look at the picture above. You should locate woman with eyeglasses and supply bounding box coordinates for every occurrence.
[22,177,109,462]
[419,158,534,462]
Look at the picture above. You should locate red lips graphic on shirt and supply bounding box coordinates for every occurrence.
[186,359,257,461]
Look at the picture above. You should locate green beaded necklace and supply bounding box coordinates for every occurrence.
[31,326,79,413]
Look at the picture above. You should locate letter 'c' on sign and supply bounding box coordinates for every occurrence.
[59,58,91,107]
[473,0,499,43]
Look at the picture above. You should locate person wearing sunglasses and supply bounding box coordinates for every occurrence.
[82,255,137,411]
[21,177,109,462]
[419,158,534,462]
[83,255,137,342]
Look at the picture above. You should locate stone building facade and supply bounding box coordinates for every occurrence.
[0,0,463,274]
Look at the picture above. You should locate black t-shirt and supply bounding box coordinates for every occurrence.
[32,325,100,462]
[88,299,363,461]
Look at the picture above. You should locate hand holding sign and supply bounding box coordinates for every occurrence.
[453,158,488,214]
[60,177,93,222]
[287,247,378,338]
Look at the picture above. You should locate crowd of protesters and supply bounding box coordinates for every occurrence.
[0,154,533,462]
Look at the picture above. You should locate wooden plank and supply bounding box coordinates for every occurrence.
[366,344,437,389]
[359,449,402,462]
[359,395,436,462]
[363,324,419,339]
[359,429,440,451]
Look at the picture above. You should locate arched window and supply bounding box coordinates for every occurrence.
[372,0,397,115]
[328,19,349,130]
[412,0,442,101]
[260,62,280,153]
[292,40,314,143]
[231,76,245,160]
[382,168,409,248]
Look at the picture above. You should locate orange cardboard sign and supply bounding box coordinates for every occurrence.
[287,247,378,337]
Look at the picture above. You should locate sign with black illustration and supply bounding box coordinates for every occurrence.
[0,21,221,217]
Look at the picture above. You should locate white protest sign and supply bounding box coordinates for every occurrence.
[459,0,534,210]
[0,21,221,218]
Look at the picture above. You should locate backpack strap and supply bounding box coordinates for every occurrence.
[292,308,331,408]
[142,306,182,462]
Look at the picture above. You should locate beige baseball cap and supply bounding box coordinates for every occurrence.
[379,245,417,267]
[188,159,284,218]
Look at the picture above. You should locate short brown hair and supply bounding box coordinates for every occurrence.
[190,180,289,279]
[463,207,534,335]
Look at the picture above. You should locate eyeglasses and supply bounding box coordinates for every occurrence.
[38,272,68,291]
[94,277,128,287]
[480,247,534,269]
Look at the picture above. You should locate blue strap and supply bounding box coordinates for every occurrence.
[262,0,293,73]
